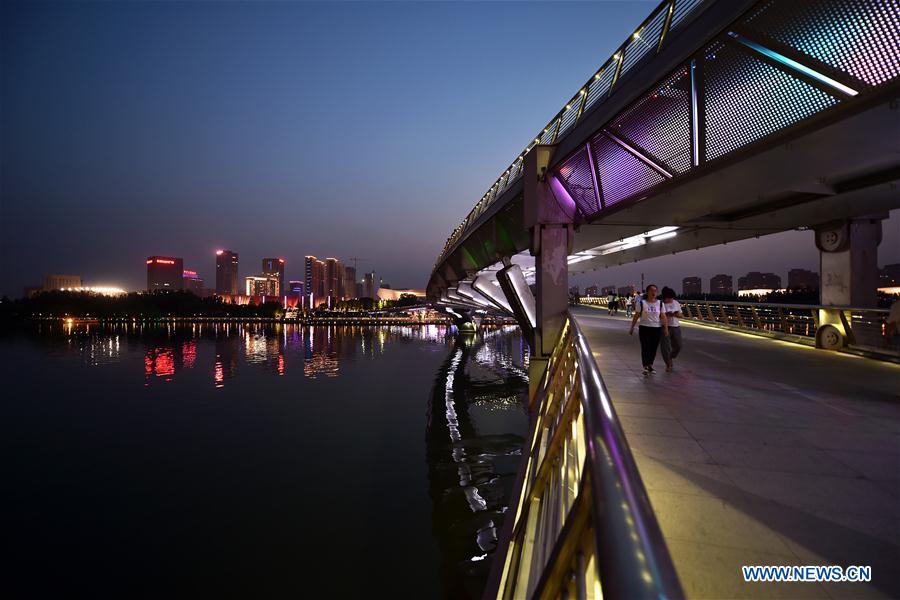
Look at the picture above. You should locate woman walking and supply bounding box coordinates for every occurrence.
[628,284,669,373]
[659,286,683,372]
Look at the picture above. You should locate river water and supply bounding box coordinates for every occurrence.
[1,322,528,598]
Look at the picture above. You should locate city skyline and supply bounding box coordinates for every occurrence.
[6,1,899,298]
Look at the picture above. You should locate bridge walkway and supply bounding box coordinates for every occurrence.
[571,306,900,599]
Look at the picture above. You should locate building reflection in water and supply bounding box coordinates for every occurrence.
[47,320,453,388]
[426,327,529,599]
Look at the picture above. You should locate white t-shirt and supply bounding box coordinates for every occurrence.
[636,298,663,327]
[662,299,682,327]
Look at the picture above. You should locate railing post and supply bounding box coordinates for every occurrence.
[777,307,788,333]
[718,304,730,325]
[734,305,746,328]
[750,305,763,329]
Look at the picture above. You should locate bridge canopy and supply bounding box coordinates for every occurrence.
[429,0,900,300]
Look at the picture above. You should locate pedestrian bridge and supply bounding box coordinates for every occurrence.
[430,0,899,323]
[426,0,900,597]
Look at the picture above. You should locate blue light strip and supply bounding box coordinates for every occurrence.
[690,59,700,167]
[727,31,858,97]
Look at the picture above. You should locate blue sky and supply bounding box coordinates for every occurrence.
[1,1,897,295]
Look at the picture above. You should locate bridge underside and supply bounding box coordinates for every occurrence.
[429,0,900,301]
[433,98,898,299]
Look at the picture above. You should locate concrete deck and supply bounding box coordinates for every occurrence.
[572,306,900,599]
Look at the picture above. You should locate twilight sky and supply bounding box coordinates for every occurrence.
[1,1,897,297]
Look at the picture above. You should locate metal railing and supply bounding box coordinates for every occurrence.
[577,297,898,359]
[436,0,710,268]
[678,300,897,358]
[487,312,682,600]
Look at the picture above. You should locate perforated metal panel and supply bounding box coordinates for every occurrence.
[609,67,692,174]
[703,40,841,161]
[620,7,669,77]
[591,133,666,207]
[743,0,900,86]
[557,148,599,217]
[585,63,616,112]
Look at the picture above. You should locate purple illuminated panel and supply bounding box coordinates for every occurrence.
[548,174,578,220]
[590,133,665,207]
[608,67,693,174]
[557,148,599,217]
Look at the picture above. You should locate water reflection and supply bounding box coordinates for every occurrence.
[36,321,455,388]
[2,320,532,597]
[427,326,529,598]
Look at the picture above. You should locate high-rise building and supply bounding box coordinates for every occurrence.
[344,266,357,300]
[216,250,239,295]
[288,280,305,296]
[788,268,819,290]
[324,258,344,300]
[738,271,781,291]
[585,285,599,297]
[261,258,285,295]
[682,276,702,296]
[601,285,616,295]
[305,256,326,306]
[147,256,184,291]
[568,286,580,296]
[617,285,636,297]
[245,276,279,296]
[183,270,204,295]
[43,274,82,291]
[362,272,379,299]
[710,274,733,295]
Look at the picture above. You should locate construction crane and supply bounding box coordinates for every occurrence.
[347,257,368,274]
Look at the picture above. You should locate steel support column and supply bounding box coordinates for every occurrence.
[523,144,575,404]
[816,215,884,349]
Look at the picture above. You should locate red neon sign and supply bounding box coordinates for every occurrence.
[156,259,175,265]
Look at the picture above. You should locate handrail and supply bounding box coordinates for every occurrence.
[677,299,889,314]
[487,311,682,599]
[578,297,898,359]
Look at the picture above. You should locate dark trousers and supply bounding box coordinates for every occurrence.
[638,326,662,367]
[660,326,682,363]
